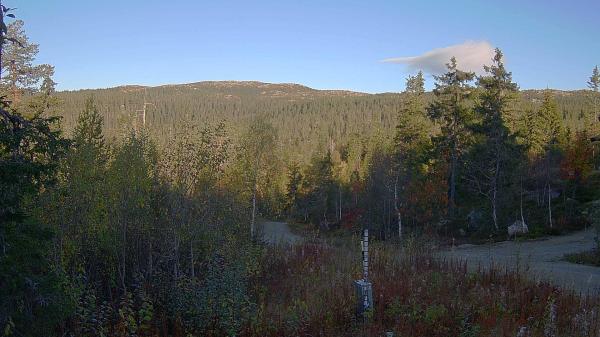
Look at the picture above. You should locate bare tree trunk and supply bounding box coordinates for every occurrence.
[547,181,553,228]
[189,240,195,278]
[386,200,393,228]
[545,154,553,228]
[490,183,499,231]
[120,221,126,293]
[251,181,257,238]
[520,172,525,226]
[492,193,498,230]
[148,241,153,280]
[394,176,402,241]
[250,156,260,239]
[398,209,402,240]
[173,234,179,279]
[449,147,457,218]
[10,61,18,103]
[593,94,599,132]
[382,200,386,240]
[491,138,501,230]
[338,185,342,221]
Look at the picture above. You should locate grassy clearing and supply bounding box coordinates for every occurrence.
[245,238,600,337]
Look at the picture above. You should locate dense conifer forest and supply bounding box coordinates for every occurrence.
[54,83,594,163]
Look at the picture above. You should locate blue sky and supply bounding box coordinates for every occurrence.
[14,0,600,93]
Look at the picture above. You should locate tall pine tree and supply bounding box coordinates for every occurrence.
[0,20,54,103]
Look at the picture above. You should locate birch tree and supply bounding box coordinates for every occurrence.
[237,118,277,239]
[160,122,230,277]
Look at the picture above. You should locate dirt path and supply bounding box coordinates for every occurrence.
[260,221,600,294]
[444,229,600,295]
[260,221,302,245]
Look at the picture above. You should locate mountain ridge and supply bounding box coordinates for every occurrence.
[59,80,369,98]
[59,80,591,97]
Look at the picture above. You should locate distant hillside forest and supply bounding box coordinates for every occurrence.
[55,82,595,162]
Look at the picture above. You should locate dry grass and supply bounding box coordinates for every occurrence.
[565,249,600,267]
[244,238,600,337]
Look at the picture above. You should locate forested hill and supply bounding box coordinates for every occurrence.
[55,81,593,160]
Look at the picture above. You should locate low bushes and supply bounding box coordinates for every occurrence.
[248,240,600,337]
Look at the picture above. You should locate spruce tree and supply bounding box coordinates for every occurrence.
[37,97,110,292]
[539,90,565,147]
[587,66,600,133]
[519,108,542,155]
[395,71,428,159]
[427,57,475,218]
[73,97,105,150]
[394,71,428,238]
[303,151,335,225]
[466,48,520,230]
[537,90,564,228]
[285,161,303,215]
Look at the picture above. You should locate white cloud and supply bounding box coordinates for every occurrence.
[382,41,496,75]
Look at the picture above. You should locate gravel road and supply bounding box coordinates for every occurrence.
[260,220,600,294]
[260,221,302,245]
[444,229,600,295]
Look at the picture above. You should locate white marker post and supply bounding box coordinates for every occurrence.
[362,229,369,280]
[354,229,373,319]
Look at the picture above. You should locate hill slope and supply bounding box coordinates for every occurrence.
[55,81,594,160]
